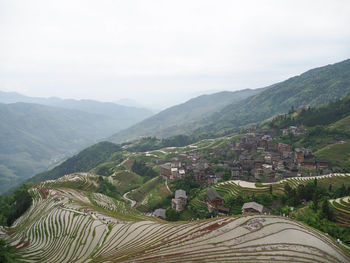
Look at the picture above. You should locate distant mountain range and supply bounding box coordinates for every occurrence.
[0,91,153,127]
[109,89,263,143]
[0,93,154,193]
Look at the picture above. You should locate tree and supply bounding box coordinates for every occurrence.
[269,185,273,194]
[166,208,179,221]
[321,199,332,220]
[0,238,19,263]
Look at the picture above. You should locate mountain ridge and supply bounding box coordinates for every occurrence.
[109,89,263,143]
[197,58,350,133]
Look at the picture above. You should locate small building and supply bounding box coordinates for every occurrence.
[302,157,316,169]
[242,202,264,215]
[178,169,186,179]
[170,168,178,180]
[217,205,229,215]
[207,175,218,186]
[231,167,242,179]
[317,160,329,169]
[206,188,224,208]
[160,164,171,178]
[278,143,292,154]
[153,208,166,220]
[172,189,187,212]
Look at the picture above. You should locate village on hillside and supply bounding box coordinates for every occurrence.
[160,127,334,187]
[152,126,343,219]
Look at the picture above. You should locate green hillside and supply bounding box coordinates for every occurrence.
[199,59,350,133]
[315,142,350,171]
[265,94,350,171]
[109,89,262,143]
[30,141,122,184]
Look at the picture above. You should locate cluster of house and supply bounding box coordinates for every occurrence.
[228,129,330,181]
[160,152,213,185]
[282,126,306,136]
[159,127,332,186]
[153,187,267,220]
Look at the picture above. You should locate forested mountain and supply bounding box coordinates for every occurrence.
[0,92,154,193]
[109,89,263,143]
[199,59,350,133]
[0,103,137,193]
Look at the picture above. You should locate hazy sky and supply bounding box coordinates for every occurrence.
[1,0,350,109]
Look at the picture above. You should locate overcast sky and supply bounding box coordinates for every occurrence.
[1,0,350,109]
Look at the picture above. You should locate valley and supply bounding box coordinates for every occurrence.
[1,60,350,262]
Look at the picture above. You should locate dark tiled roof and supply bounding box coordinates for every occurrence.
[242,202,263,213]
[154,208,166,219]
[206,188,223,202]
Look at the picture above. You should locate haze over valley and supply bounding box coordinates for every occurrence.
[1,1,350,262]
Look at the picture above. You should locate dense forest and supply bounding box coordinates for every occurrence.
[0,183,32,226]
[131,160,158,181]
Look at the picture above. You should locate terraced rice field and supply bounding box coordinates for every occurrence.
[329,196,350,227]
[1,173,349,263]
[214,173,350,198]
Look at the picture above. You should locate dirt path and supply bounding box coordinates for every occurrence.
[165,179,172,194]
[123,190,136,207]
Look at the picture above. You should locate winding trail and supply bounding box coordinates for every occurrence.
[123,190,137,207]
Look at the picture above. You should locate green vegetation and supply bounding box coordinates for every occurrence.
[214,177,350,245]
[315,142,350,171]
[131,160,158,183]
[269,94,350,129]
[111,170,143,194]
[330,196,350,227]
[0,239,21,263]
[96,176,121,200]
[129,176,171,212]
[93,152,125,176]
[0,183,32,226]
[296,206,350,245]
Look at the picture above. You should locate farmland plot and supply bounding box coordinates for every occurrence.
[1,173,349,263]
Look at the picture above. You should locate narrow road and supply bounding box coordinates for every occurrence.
[123,190,136,208]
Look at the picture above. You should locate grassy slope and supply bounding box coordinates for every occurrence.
[112,170,143,194]
[331,114,350,130]
[129,176,171,212]
[315,142,350,171]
